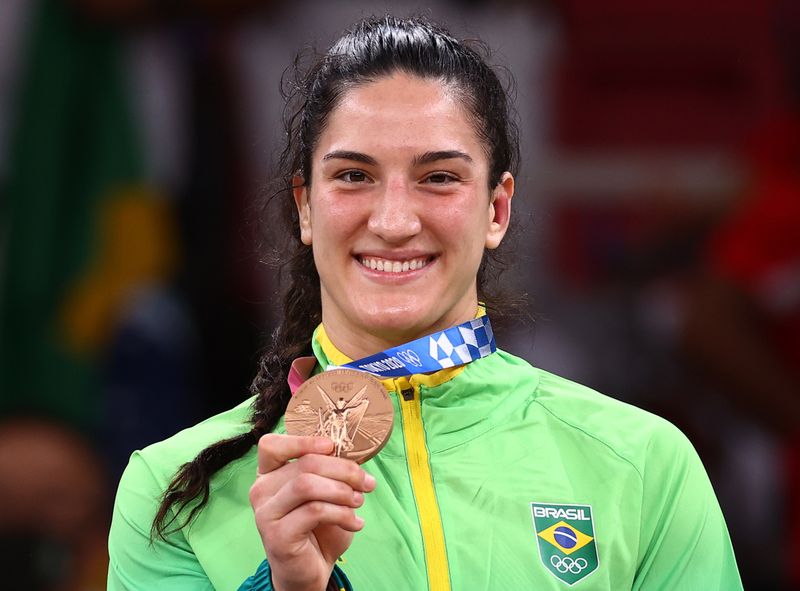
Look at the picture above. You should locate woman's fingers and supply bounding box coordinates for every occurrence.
[253,435,377,498]
[294,452,376,491]
[250,453,376,508]
[256,433,333,475]
[267,501,365,551]
[250,433,375,588]
[262,503,361,587]
[263,472,364,520]
[288,500,365,533]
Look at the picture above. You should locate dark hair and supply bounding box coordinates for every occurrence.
[153,14,521,540]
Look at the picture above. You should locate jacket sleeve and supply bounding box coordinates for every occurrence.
[237,560,353,591]
[107,452,214,590]
[108,452,354,591]
[632,422,743,591]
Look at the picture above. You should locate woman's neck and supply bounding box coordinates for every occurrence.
[320,305,480,362]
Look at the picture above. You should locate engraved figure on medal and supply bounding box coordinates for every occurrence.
[285,369,394,463]
[314,384,370,456]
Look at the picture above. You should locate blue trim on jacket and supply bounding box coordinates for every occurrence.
[238,560,353,591]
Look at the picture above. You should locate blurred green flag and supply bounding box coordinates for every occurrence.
[1,0,145,430]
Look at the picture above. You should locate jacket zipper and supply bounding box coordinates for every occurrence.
[395,376,451,591]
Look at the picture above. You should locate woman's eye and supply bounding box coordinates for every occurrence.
[425,172,457,184]
[338,170,368,183]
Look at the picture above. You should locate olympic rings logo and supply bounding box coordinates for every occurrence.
[397,349,423,367]
[550,556,588,574]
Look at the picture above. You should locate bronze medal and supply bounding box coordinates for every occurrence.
[285,369,393,463]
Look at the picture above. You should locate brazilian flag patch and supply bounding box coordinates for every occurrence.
[531,502,599,585]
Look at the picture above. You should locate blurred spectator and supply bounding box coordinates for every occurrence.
[0,419,108,591]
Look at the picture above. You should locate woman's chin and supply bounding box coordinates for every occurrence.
[354,307,438,344]
[347,293,477,347]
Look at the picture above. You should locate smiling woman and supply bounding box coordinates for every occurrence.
[107,15,743,591]
[298,72,513,353]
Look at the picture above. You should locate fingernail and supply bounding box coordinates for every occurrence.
[354,515,365,528]
[364,472,376,489]
[353,491,364,505]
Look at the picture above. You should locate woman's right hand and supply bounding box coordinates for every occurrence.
[249,433,376,591]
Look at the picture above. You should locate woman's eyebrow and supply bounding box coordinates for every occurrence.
[413,150,473,165]
[322,150,377,165]
[321,149,473,166]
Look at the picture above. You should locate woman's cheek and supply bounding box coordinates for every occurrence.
[429,203,471,236]
[309,209,355,242]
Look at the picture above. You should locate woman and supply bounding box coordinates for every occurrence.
[108,16,742,591]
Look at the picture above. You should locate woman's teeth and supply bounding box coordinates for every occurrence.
[358,256,430,273]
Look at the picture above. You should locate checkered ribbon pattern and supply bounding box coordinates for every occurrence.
[428,316,495,369]
[334,315,496,377]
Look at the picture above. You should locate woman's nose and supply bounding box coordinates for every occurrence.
[366,178,422,242]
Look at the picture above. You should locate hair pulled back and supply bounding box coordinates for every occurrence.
[153,14,520,539]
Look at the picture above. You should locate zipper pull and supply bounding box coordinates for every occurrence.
[400,386,414,401]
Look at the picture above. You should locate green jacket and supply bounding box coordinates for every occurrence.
[108,326,742,590]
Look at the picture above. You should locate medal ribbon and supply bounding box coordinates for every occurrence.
[328,315,496,378]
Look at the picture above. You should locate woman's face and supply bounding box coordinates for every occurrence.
[294,73,513,353]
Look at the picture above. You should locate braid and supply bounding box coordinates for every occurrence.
[249,262,322,441]
[152,223,320,540]
[151,431,257,539]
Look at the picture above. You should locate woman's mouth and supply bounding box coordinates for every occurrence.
[357,255,434,273]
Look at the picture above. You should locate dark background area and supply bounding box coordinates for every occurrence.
[1,0,798,589]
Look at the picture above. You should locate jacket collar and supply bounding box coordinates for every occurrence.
[312,324,465,391]
[289,306,488,394]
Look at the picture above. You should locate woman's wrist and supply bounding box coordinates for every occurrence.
[266,560,351,591]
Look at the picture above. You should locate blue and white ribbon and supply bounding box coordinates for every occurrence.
[329,316,496,378]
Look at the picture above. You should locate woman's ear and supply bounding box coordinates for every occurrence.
[485,172,514,250]
[292,176,312,245]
